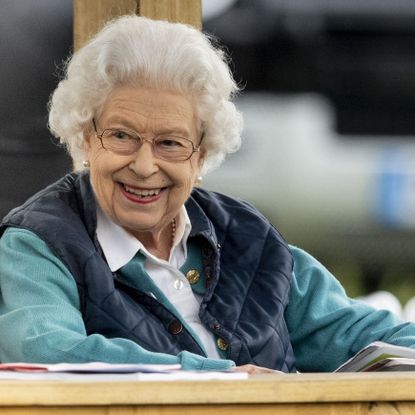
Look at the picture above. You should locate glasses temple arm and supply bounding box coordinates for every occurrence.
[197,131,205,149]
[92,118,98,134]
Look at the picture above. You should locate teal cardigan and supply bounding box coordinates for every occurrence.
[1,227,415,371]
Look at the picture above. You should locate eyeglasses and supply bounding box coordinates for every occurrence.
[92,118,203,162]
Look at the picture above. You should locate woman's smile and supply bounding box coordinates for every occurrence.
[119,182,166,205]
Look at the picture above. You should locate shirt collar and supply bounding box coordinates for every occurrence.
[96,206,191,272]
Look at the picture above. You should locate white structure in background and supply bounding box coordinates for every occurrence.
[204,93,415,257]
[358,291,415,323]
[357,291,403,319]
[205,93,415,233]
[404,297,415,322]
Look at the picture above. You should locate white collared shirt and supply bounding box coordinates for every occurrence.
[96,206,220,359]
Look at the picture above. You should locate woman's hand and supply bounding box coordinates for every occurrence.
[232,364,284,374]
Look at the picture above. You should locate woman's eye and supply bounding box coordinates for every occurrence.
[159,139,184,148]
[112,130,129,140]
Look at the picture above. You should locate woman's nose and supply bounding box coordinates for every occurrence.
[128,141,159,177]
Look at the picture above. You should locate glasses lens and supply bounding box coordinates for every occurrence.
[101,129,139,155]
[154,136,194,161]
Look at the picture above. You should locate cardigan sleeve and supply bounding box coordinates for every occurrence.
[0,227,234,371]
[286,245,415,372]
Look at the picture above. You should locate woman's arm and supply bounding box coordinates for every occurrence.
[0,228,234,371]
[286,245,415,372]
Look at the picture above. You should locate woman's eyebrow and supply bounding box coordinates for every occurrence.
[156,127,192,137]
[103,116,136,130]
[104,118,192,137]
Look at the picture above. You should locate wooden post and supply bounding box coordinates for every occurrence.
[73,0,202,51]
[137,0,201,30]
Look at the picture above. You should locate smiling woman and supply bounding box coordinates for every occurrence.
[1,15,415,374]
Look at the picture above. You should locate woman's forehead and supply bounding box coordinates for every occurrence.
[103,85,194,114]
[98,85,199,134]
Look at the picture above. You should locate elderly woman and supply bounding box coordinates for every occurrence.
[1,15,415,373]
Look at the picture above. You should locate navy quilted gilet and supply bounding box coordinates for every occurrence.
[1,172,296,372]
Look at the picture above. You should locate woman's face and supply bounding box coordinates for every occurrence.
[83,85,204,239]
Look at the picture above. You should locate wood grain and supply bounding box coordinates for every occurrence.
[73,0,138,50]
[0,402,413,415]
[137,0,201,29]
[1,373,415,405]
[73,0,201,51]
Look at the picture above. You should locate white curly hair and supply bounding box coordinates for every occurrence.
[48,15,243,174]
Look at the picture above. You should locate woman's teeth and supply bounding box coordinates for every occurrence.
[124,185,161,197]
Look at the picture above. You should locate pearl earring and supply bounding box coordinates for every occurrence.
[82,160,90,168]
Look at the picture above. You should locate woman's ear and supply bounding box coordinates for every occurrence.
[198,146,206,167]
[83,125,93,152]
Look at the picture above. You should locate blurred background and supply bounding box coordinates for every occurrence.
[2,0,415,315]
[0,0,73,216]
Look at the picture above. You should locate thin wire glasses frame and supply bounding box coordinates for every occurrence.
[92,118,203,162]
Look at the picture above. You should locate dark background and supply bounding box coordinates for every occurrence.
[0,0,73,218]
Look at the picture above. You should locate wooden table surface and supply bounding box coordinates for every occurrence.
[1,372,415,414]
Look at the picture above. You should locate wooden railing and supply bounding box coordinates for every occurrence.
[1,372,415,414]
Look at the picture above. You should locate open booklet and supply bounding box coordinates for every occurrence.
[335,341,415,372]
